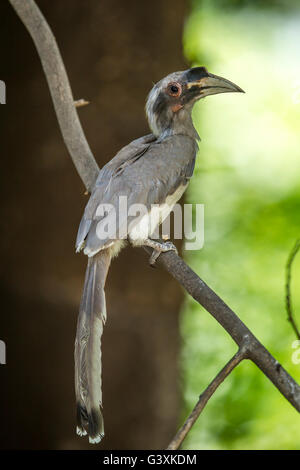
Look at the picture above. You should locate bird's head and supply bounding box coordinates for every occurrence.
[146,67,244,139]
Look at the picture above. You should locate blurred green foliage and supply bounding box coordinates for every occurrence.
[181,0,300,449]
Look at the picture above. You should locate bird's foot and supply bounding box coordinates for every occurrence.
[143,239,178,266]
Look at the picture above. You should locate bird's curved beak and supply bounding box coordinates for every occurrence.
[185,67,244,99]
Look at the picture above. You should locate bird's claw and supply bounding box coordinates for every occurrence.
[149,241,178,267]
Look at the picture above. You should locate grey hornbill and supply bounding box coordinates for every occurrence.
[75,67,244,443]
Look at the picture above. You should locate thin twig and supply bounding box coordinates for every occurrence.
[167,345,247,450]
[285,239,300,340]
[74,99,89,108]
[9,0,300,450]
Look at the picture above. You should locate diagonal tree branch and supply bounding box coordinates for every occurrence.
[9,0,300,450]
[166,346,246,450]
[150,249,300,411]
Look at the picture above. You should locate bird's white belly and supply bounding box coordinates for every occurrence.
[129,184,187,244]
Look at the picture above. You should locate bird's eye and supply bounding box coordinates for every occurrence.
[167,82,182,97]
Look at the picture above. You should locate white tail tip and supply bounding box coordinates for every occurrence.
[76,426,87,437]
[89,433,104,444]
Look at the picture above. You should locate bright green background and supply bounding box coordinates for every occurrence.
[181,0,300,449]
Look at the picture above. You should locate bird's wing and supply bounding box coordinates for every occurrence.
[76,134,156,251]
[78,134,198,256]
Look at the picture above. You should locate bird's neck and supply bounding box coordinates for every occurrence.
[149,107,200,141]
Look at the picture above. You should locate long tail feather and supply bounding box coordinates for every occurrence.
[75,249,111,444]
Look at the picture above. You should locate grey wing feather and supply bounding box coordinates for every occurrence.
[75,134,156,253]
[76,218,92,252]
